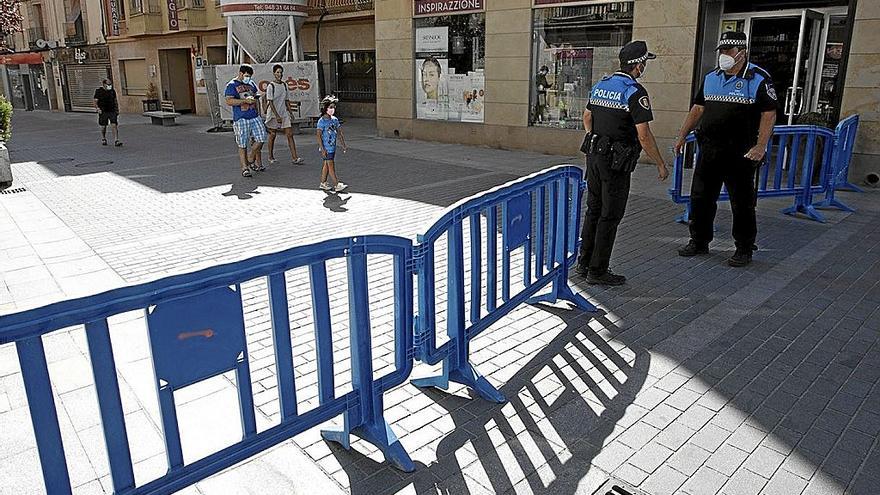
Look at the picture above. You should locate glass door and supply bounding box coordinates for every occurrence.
[730,9,827,125]
[787,9,824,125]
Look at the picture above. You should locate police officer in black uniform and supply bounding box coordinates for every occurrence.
[675,31,777,267]
[576,41,669,286]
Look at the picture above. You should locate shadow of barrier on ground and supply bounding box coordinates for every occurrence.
[669,115,861,224]
[0,166,603,494]
[337,305,651,495]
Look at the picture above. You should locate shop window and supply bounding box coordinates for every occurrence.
[414,13,485,122]
[333,51,376,102]
[529,2,634,130]
[120,58,148,96]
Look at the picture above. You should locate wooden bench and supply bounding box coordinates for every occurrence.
[143,100,181,126]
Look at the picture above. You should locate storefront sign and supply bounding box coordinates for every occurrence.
[55,46,110,64]
[0,53,44,65]
[414,0,484,16]
[218,0,308,16]
[109,0,120,36]
[416,27,449,53]
[168,0,179,30]
[214,61,320,121]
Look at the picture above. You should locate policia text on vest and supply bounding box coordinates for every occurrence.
[576,40,668,287]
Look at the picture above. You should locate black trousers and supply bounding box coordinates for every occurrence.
[689,144,758,250]
[579,151,631,274]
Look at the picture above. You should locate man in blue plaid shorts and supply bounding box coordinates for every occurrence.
[225,64,266,177]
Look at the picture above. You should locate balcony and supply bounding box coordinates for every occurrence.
[307,0,373,16]
[179,8,208,29]
[124,12,165,36]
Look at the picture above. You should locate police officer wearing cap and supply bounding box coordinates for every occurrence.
[674,31,777,267]
[576,40,669,286]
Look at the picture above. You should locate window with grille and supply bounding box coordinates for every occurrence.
[333,51,376,102]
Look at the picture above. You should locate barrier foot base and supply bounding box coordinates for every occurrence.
[529,270,598,313]
[782,204,826,223]
[528,283,598,313]
[321,420,415,472]
[815,197,856,213]
[838,182,864,193]
[412,362,506,404]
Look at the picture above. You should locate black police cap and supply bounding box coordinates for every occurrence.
[717,31,748,50]
[618,41,656,65]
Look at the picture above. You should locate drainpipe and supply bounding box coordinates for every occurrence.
[315,1,326,97]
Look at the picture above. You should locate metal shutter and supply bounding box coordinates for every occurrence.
[65,65,111,112]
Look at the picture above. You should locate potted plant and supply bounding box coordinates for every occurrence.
[142,82,160,112]
[0,96,13,188]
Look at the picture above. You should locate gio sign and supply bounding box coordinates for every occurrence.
[168,0,179,30]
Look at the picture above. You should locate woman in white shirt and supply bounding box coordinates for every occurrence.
[264,64,305,165]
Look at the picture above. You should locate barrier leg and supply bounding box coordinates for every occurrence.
[411,351,507,404]
[782,204,826,223]
[815,182,856,212]
[815,196,856,212]
[528,268,597,312]
[838,181,864,193]
[321,408,415,472]
[322,248,415,472]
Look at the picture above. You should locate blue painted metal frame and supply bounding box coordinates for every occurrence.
[669,123,842,224]
[815,114,861,211]
[0,235,416,494]
[411,166,597,404]
[3,166,605,490]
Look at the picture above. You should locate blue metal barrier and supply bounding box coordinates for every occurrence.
[815,114,861,211]
[0,235,417,494]
[410,166,597,404]
[669,124,836,223]
[1,167,601,491]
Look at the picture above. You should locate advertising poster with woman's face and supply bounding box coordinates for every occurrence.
[416,57,449,120]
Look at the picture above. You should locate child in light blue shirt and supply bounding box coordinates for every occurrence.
[316,96,348,192]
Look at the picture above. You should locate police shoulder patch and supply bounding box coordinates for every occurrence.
[766,86,777,101]
[639,96,651,110]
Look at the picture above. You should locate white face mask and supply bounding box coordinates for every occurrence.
[326,107,335,116]
[242,76,252,84]
[105,85,112,90]
[719,52,741,71]
[637,63,647,78]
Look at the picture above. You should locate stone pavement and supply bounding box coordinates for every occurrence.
[1,110,879,495]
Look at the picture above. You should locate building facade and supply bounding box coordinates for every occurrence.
[1,0,109,112]
[3,0,876,181]
[375,0,879,183]
[105,0,377,116]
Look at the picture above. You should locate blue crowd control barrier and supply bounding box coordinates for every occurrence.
[410,166,598,404]
[0,235,417,494]
[669,124,837,223]
[815,114,861,211]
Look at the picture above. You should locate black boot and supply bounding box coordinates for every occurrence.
[678,240,709,257]
[586,269,626,286]
[727,248,753,267]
